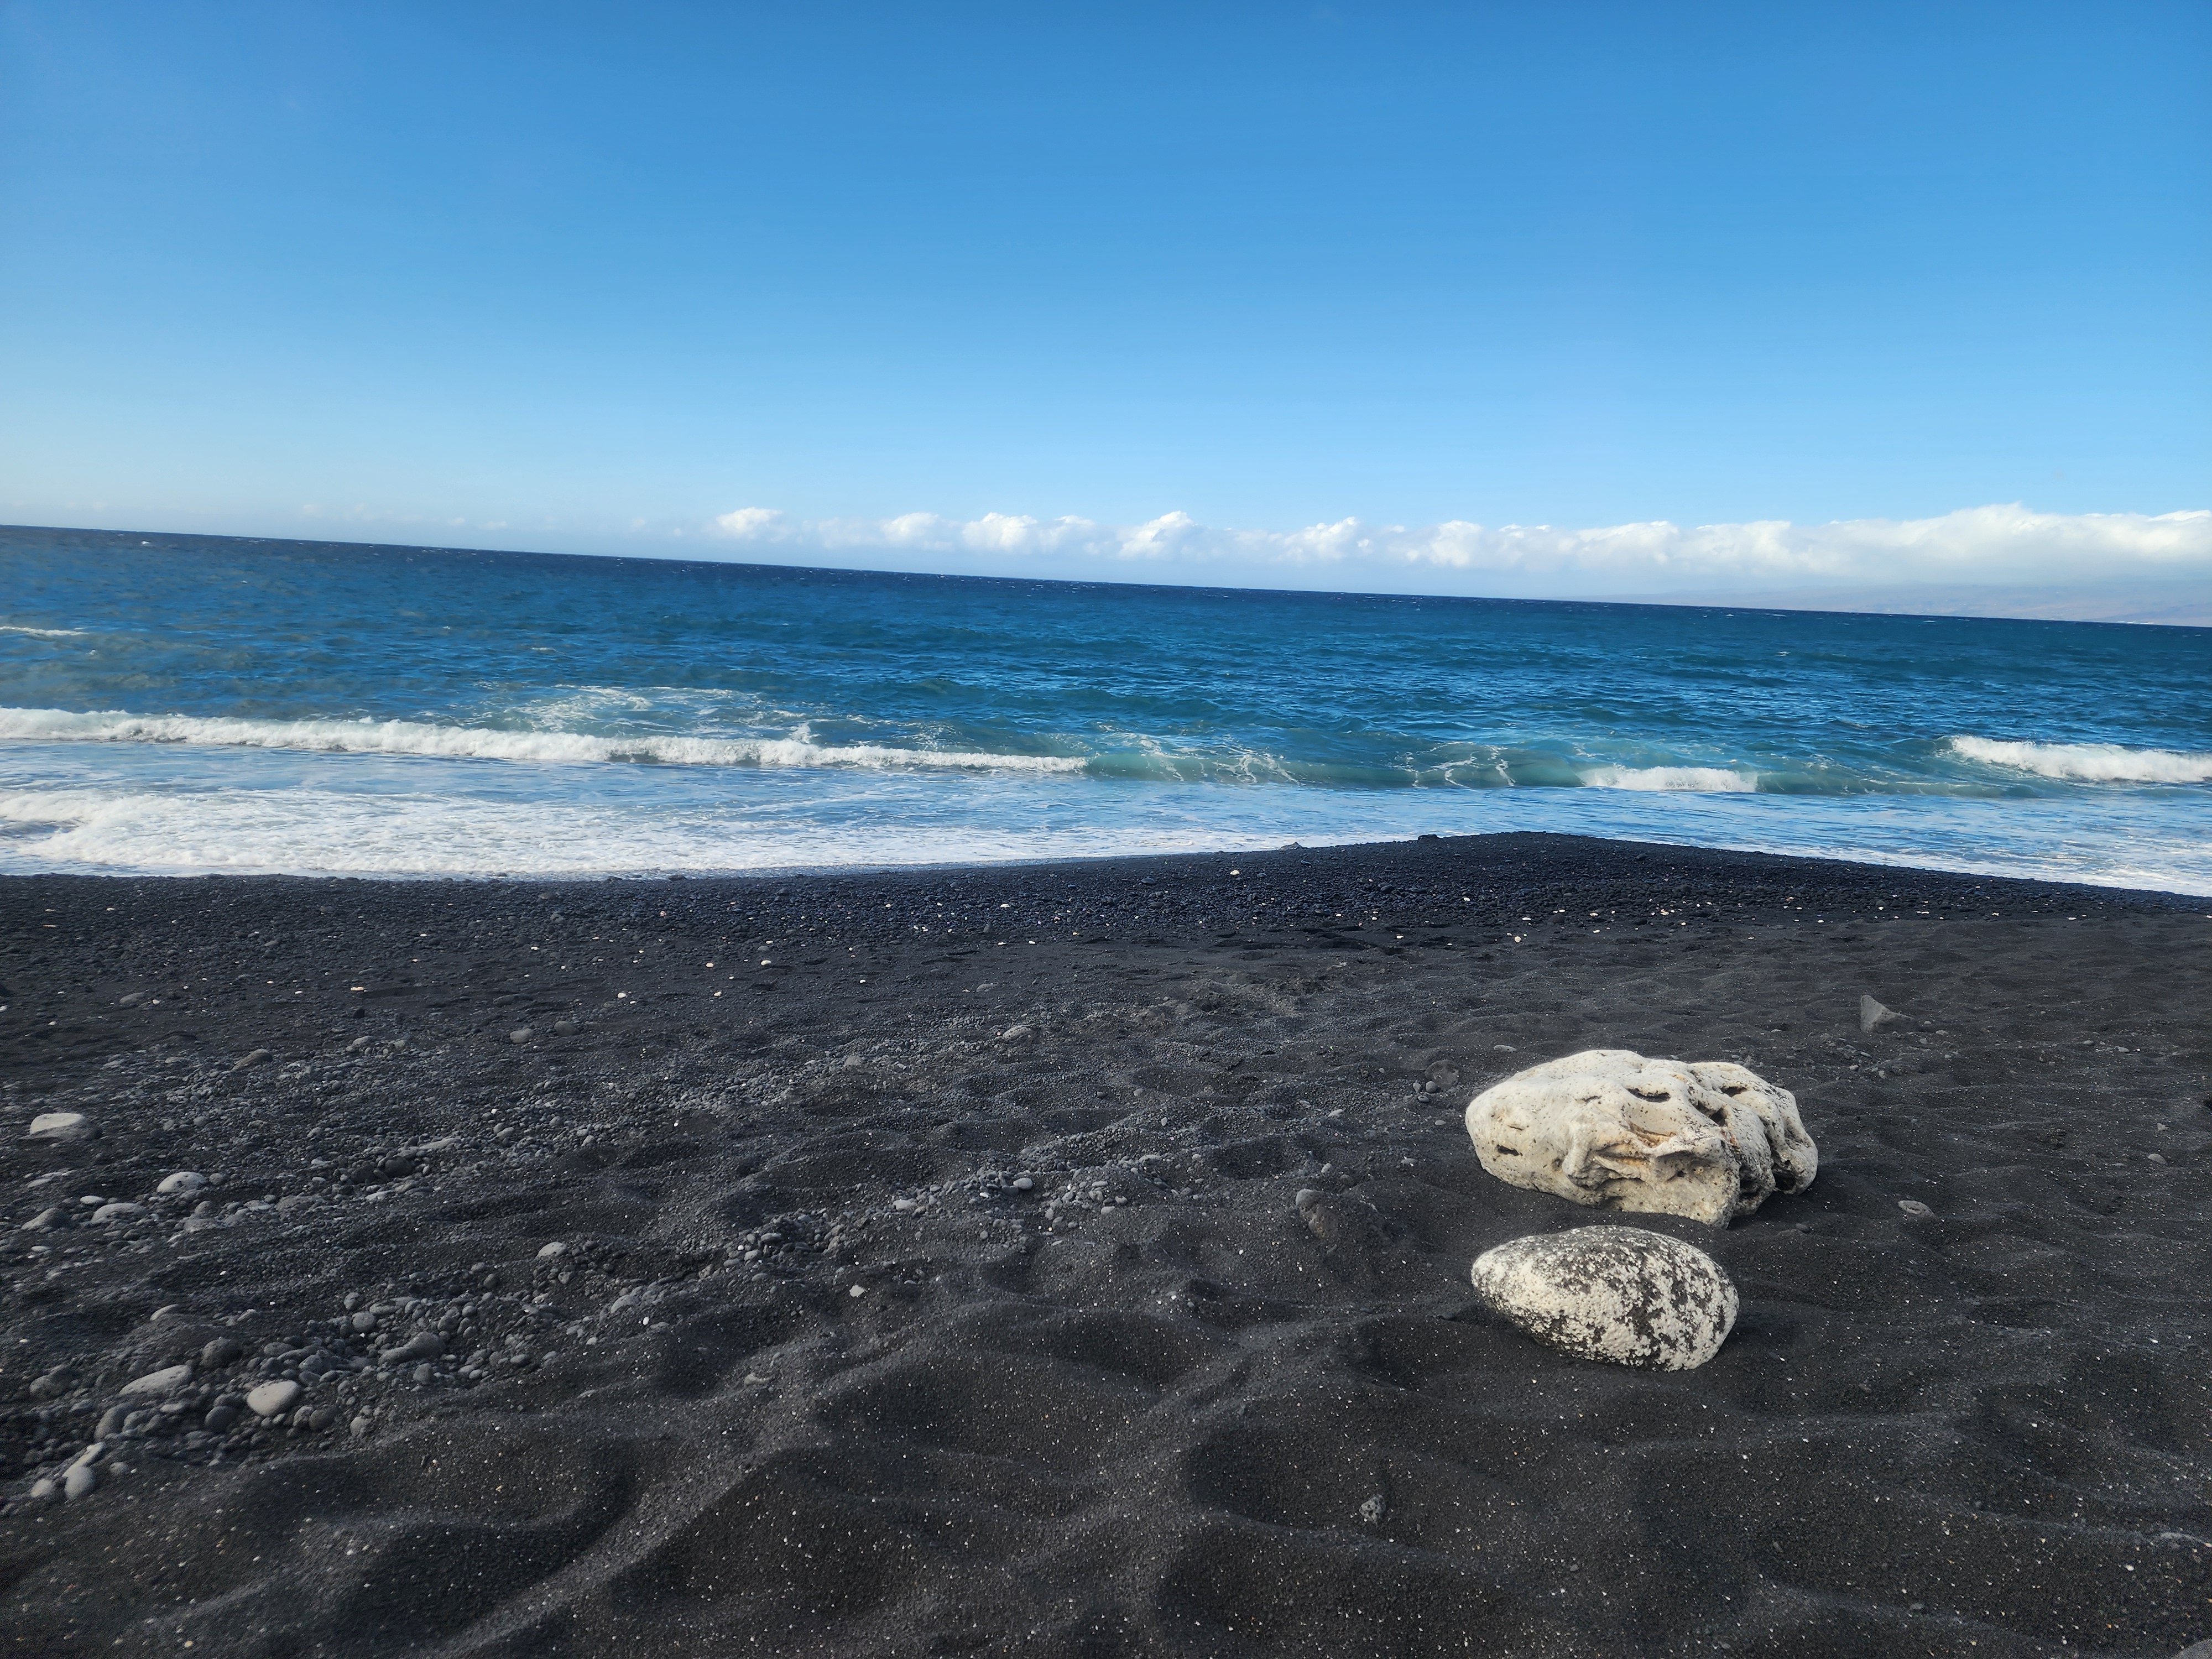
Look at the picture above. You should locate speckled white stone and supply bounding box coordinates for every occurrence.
[1466,1049,1816,1227]
[1471,1226,1738,1370]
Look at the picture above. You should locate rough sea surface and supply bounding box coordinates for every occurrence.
[3,525,2208,891]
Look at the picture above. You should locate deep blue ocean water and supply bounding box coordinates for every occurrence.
[3,526,2208,892]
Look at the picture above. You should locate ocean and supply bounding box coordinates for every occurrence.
[3,525,2208,893]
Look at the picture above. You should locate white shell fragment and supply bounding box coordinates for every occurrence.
[1471,1226,1739,1370]
[1466,1049,1817,1227]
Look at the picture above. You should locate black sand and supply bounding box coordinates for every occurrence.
[3,832,2208,1657]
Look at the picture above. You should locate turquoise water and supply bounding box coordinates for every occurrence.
[3,525,2208,891]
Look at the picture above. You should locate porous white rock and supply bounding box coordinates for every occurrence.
[1466,1049,1816,1227]
[27,1112,93,1142]
[1470,1225,1738,1370]
[156,1171,208,1195]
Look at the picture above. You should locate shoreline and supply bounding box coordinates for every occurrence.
[3,831,2208,1655]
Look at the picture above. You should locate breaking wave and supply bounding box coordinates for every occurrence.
[1575,765,1758,792]
[0,706,1088,774]
[1946,737,2212,785]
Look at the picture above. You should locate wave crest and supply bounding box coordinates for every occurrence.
[1946,736,2212,785]
[0,706,1088,775]
[1577,765,1757,792]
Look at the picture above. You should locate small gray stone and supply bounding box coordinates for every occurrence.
[410,1363,436,1385]
[247,1380,302,1417]
[200,1337,243,1369]
[117,991,147,1008]
[20,1206,71,1232]
[1861,995,1899,1033]
[379,1331,445,1365]
[508,1027,533,1045]
[233,1048,274,1071]
[156,1171,208,1195]
[63,1463,100,1500]
[97,1406,129,1438]
[27,1112,93,1142]
[92,1202,146,1225]
[29,1477,57,1499]
[552,1019,577,1036]
[121,1364,193,1397]
[1294,1187,1378,1246]
[1359,1494,1387,1525]
[1898,1199,1936,1218]
[204,1403,241,1432]
[536,1240,568,1259]
[29,1366,80,1400]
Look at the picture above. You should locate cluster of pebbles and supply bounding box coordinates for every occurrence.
[2,1256,597,1506]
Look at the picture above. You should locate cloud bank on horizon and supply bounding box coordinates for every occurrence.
[709,503,2211,596]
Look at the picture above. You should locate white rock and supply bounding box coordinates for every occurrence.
[536,1240,568,1258]
[156,1171,208,1195]
[1465,1049,1817,1227]
[63,1463,100,1500]
[247,1380,302,1417]
[27,1112,93,1142]
[1470,1225,1739,1370]
[91,1202,145,1225]
[1860,995,1899,1033]
[121,1364,193,1397]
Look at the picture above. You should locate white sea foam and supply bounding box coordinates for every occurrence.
[1946,736,2212,785]
[0,706,1087,774]
[0,625,90,638]
[1577,765,1757,792]
[4,770,2208,892]
[0,786,1208,878]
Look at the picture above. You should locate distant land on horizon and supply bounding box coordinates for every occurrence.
[1599,578,2210,628]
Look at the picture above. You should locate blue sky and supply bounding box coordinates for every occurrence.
[1,1,2206,594]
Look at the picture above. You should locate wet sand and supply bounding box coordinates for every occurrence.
[3,832,2208,1657]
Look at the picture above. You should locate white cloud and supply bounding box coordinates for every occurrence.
[705,502,2211,595]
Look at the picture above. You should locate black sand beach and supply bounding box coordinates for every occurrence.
[2,832,2208,1657]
